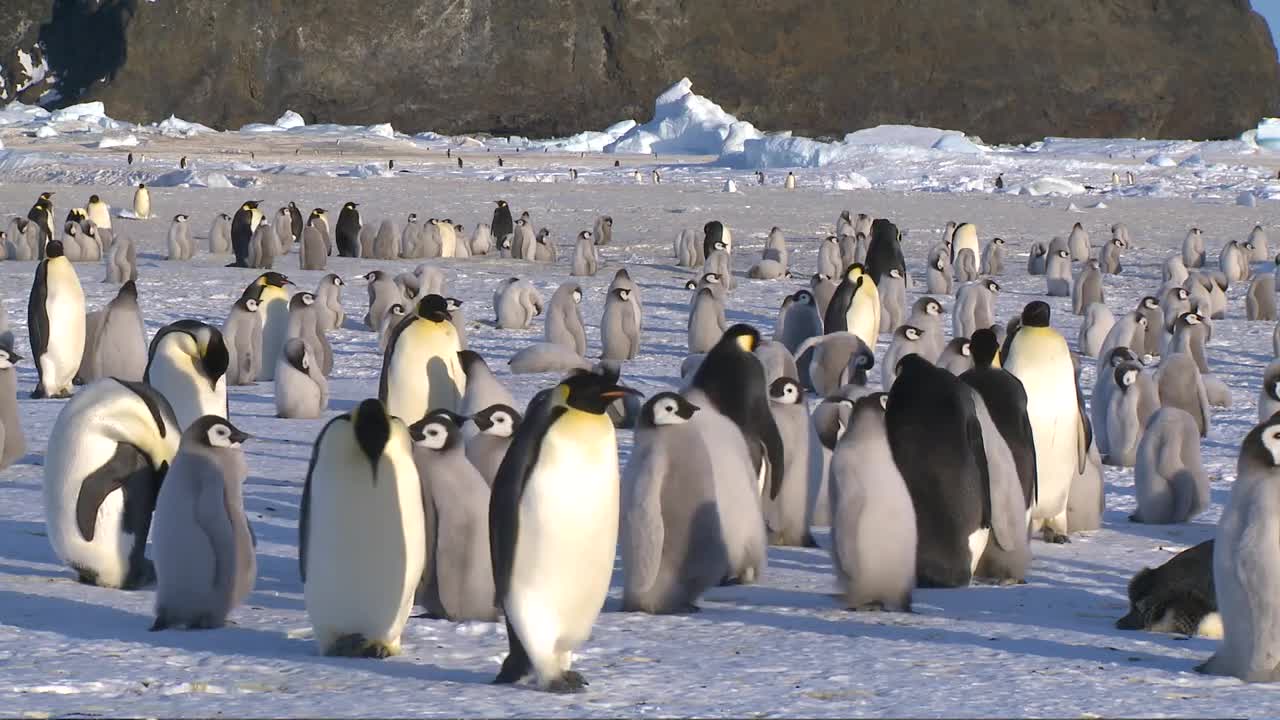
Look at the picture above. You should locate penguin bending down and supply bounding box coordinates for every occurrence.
[1027,241,1048,275]
[494,278,544,330]
[1116,540,1219,638]
[275,338,328,419]
[1131,407,1209,524]
[44,378,180,588]
[829,393,916,610]
[490,370,640,692]
[301,399,425,658]
[378,295,465,423]
[151,416,256,631]
[144,320,230,430]
[28,240,85,398]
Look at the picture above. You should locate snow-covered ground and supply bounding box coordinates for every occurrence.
[1,83,1280,716]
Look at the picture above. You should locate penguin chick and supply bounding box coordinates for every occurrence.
[1045,248,1072,296]
[493,278,543,330]
[1131,407,1209,524]
[465,403,521,487]
[275,338,328,419]
[764,378,819,547]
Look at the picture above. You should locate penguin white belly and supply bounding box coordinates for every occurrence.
[305,455,424,651]
[386,322,464,422]
[508,415,619,655]
[149,348,225,429]
[44,433,132,587]
[43,265,86,392]
[1015,355,1079,522]
[440,229,456,258]
[967,528,991,574]
[845,294,879,349]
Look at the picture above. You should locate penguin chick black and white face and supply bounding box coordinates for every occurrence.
[1141,296,1158,310]
[1106,347,1138,368]
[889,268,903,280]
[933,255,945,271]
[579,230,593,243]
[174,214,189,223]
[641,392,699,427]
[915,297,942,316]
[0,344,22,370]
[899,325,923,342]
[240,297,259,313]
[192,416,250,449]
[472,404,521,437]
[408,410,466,451]
[1245,415,1280,467]
[768,377,804,405]
[1115,363,1140,391]
[445,297,463,312]
[614,288,632,302]
[983,279,1001,293]
[387,303,406,320]
[571,288,582,304]
[1179,312,1203,327]
[1056,249,1070,259]
[329,275,345,288]
[791,290,814,306]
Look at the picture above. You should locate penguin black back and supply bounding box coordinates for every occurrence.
[491,200,513,242]
[864,218,906,285]
[689,323,785,498]
[703,221,727,260]
[961,329,1038,511]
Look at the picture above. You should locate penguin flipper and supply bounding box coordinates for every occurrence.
[299,416,339,582]
[74,444,149,543]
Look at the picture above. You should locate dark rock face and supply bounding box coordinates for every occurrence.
[1,0,1277,143]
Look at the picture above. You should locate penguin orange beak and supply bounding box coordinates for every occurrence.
[600,386,642,401]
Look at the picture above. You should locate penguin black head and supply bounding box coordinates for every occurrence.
[900,325,923,342]
[1056,249,1070,259]
[189,415,250,449]
[718,324,760,354]
[1021,301,1051,328]
[602,216,613,227]
[310,208,325,218]
[327,274,345,287]
[612,287,632,302]
[415,294,452,323]
[993,237,1005,245]
[39,191,53,201]
[983,279,1001,293]
[495,200,507,208]
[259,271,291,288]
[1114,362,1140,391]
[768,377,804,405]
[557,369,642,415]
[1140,296,1158,310]
[933,255,945,271]
[349,398,392,476]
[1032,244,1045,257]
[344,201,359,210]
[641,392,699,427]
[387,303,406,320]
[1106,347,1138,368]
[1244,412,1280,468]
[472,403,521,436]
[284,339,310,374]
[839,210,852,222]
[174,213,188,223]
[684,279,697,291]
[0,341,23,369]
[791,290,814,306]
[45,240,64,258]
[408,409,467,451]
[970,328,1000,369]
[243,200,260,209]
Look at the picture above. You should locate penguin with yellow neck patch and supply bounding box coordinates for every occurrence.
[378,294,465,424]
[823,263,881,349]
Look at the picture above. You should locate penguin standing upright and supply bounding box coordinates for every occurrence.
[865,218,906,285]
[703,220,732,260]
[378,295,465,423]
[823,263,880,351]
[490,370,640,692]
[335,201,362,257]
[286,291,332,375]
[0,336,26,469]
[44,378,179,588]
[300,218,327,271]
[229,201,262,267]
[246,272,292,381]
[593,215,613,246]
[208,213,232,255]
[491,200,514,248]
[275,338,328,419]
[600,286,641,361]
[301,399,425,658]
[764,378,819,547]
[309,208,332,256]
[544,282,587,356]
[222,292,262,386]
[458,350,516,420]
[465,403,521,486]
[80,280,147,383]
[144,320,230,430]
[86,194,111,231]
[288,201,303,243]
[1004,302,1086,543]
[132,184,151,220]
[28,240,85,398]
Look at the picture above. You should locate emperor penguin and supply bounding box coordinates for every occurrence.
[1131,407,1209,524]
[621,392,730,614]
[363,270,402,332]
[1098,311,1147,368]
[287,201,303,243]
[132,183,151,220]
[688,288,727,354]
[1248,273,1277,322]
[491,201,514,248]
[494,278,543,330]
[775,289,824,355]
[828,392,916,610]
[1067,222,1089,261]
[1004,301,1086,543]
[275,338,328,419]
[490,370,640,692]
[6,217,38,261]
[335,201,362,257]
[950,222,980,269]
[1164,254,1190,287]
[459,350,516,421]
[811,273,837,318]
[1079,302,1115,358]
[1161,286,1192,334]
[301,398,425,658]
[601,285,642,361]
[927,243,954,295]
[881,325,926,390]
[377,304,407,352]
[823,263,880,350]
[1045,248,1072,296]
[703,220,732,259]
[1183,228,1206,268]
[300,218,328,271]
[466,403,522,487]
[885,354,993,587]
[510,219,536,260]
[44,378,179,588]
[1135,296,1164,358]
[532,227,556,263]
[248,271,293,381]
[703,243,735,290]
[545,282,587,356]
[981,236,1006,275]
[1116,540,1220,638]
[144,320,230,430]
[1090,346,1138,456]
[1249,224,1270,262]
[287,291,332,375]
[1157,351,1212,438]
[208,212,232,254]
[1167,311,1211,374]
[222,292,261,386]
[865,218,906,286]
[229,200,262,267]
[1071,259,1105,315]
[165,214,192,261]
[1103,362,1153,467]
[764,378,819,547]
[80,280,147,383]
[248,222,278,269]
[379,294,465,422]
[877,267,907,332]
[408,410,498,622]
[1220,240,1248,283]
[590,215,613,247]
[150,415,256,631]
[1027,241,1049,275]
[905,296,946,362]
[936,337,974,375]
[818,236,843,279]
[373,219,399,260]
[86,194,111,231]
[103,232,136,284]
[309,208,332,256]
[0,336,26,469]
[954,248,979,283]
[1100,236,1125,275]
[28,191,54,256]
[571,230,598,276]
[1196,414,1280,682]
[1261,360,1280,423]
[953,279,999,340]
[674,227,702,267]
[1207,272,1229,320]
[28,240,85,399]
[359,221,377,258]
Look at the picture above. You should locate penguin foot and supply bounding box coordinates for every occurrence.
[326,633,370,658]
[361,642,395,659]
[73,566,98,586]
[850,601,886,612]
[718,576,743,587]
[51,389,72,399]
[149,615,169,632]
[72,375,85,386]
[802,533,820,549]
[1040,528,1071,544]
[547,670,588,694]
[121,559,156,590]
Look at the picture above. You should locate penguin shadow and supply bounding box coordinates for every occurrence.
[0,518,61,569]
[1101,516,1217,547]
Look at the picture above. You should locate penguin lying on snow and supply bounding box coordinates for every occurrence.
[1117,540,1218,638]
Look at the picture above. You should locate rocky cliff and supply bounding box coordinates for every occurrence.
[1,0,1277,143]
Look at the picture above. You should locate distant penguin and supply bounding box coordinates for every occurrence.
[950,222,980,269]
[165,214,192,261]
[489,370,638,691]
[301,399,424,658]
[1261,360,1280,423]
[1045,248,1072,296]
[1067,222,1089,261]
[229,201,261,267]
[687,288,727,355]
[823,263,880,350]
[981,236,1006,276]
[0,336,25,469]
[926,243,953,295]
[601,286,642,361]
[334,201,362,257]
[28,240,85,398]
[881,325,926,390]
[1116,540,1219,638]
[1248,224,1270,262]
[545,282,587,356]
[1078,302,1115,358]
[877,267,907,332]
[1196,415,1280,681]
[1157,352,1212,438]
[80,280,147,383]
[275,338,328,419]
[1100,236,1125,275]
[571,230,598,276]
[144,320,229,430]
[1248,273,1277,321]
[408,410,497,622]
[1183,228,1205,268]
[1131,407,1209,524]
[936,337,974,375]
[208,213,232,255]
[593,215,613,246]
[150,415,255,631]
[44,378,179,588]
[764,378,820,547]
[1005,302,1085,542]
[222,294,261,386]
[1071,260,1105,315]
[494,277,543,330]
[1027,241,1048,275]
[490,200,514,248]
[133,184,151,220]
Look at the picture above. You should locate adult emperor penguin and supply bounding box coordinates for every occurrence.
[823,263,880,350]
[379,294,465,423]
[132,183,151,220]
[1131,407,1209,524]
[275,338,328,419]
[144,320,230,430]
[222,293,261,386]
[1004,301,1085,543]
[409,410,498,622]
[765,378,820,547]
[1197,414,1280,682]
[301,398,425,658]
[28,191,54,256]
[240,272,292,381]
[229,200,262,267]
[1116,540,1220,638]
[0,336,26,469]
[28,240,85,399]
[44,378,180,588]
[950,222,980,268]
[865,218,906,285]
[150,415,256,631]
[86,194,111,231]
[466,403,522,487]
[491,200,515,248]
[335,201,362,257]
[702,220,732,260]
[545,281,587,356]
[490,369,640,692]
[80,280,147,383]
[622,391,732,613]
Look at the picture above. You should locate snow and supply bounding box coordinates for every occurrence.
[95,134,139,149]
[153,114,215,138]
[530,120,637,153]
[33,124,56,139]
[49,101,108,124]
[1255,117,1280,150]
[605,77,763,155]
[275,110,306,130]
[0,125,1276,715]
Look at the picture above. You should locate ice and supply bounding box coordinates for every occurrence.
[96,134,138,149]
[49,101,108,124]
[33,124,56,138]
[0,101,49,126]
[153,114,214,137]
[605,77,763,155]
[1147,153,1178,167]
[1007,176,1088,196]
[1254,117,1280,150]
[274,110,306,130]
[530,120,637,153]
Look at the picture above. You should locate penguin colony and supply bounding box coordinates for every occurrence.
[8,186,1280,692]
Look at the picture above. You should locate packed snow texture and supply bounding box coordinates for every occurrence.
[605,78,763,155]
